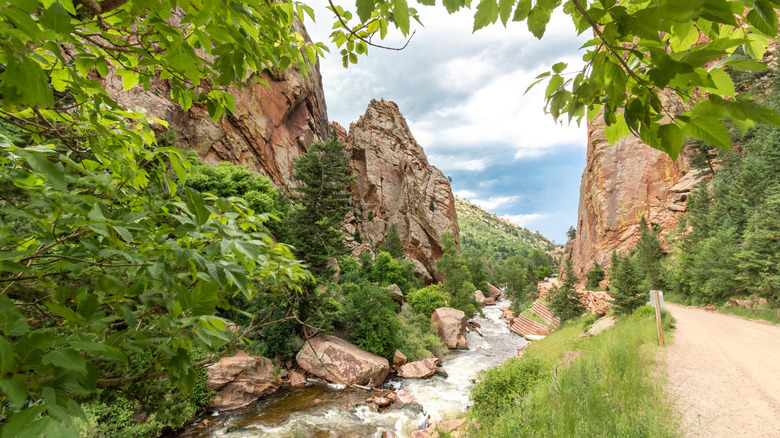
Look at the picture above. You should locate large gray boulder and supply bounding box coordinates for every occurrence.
[431,307,468,349]
[296,335,390,387]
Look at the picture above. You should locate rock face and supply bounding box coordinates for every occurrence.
[566,102,704,278]
[398,357,439,379]
[335,100,460,281]
[206,350,281,411]
[103,23,329,191]
[295,335,390,387]
[431,307,468,349]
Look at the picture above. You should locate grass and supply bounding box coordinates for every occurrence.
[468,312,678,438]
[520,309,553,328]
[718,303,780,325]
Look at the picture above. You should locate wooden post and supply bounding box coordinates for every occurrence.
[651,290,664,346]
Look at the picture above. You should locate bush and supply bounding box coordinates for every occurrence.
[470,356,544,424]
[407,283,449,317]
[396,306,447,361]
[340,283,400,358]
[632,305,655,318]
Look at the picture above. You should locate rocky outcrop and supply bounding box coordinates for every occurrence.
[397,357,439,379]
[336,100,460,281]
[510,315,552,339]
[531,299,560,327]
[206,350,281,411]
[103,23,329,191]
[387,284,404,306]
[431,307,468,349]
[566,99,705,278]
[295,335,390,387]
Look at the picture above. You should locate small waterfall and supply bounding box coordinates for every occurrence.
[182,299,526,438]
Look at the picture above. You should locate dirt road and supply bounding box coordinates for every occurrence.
[665,304,780,437]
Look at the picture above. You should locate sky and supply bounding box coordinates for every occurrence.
[303,1,590,244]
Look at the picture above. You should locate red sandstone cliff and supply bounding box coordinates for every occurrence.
[333,101,460,281]
[566,107,705,278]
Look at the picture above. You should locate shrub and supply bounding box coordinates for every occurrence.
[470,356,544,424]
[340,283,400,358]
[396,306,448,361]
[632,305,655,318]
[371,251,406,287]
[407,283,449,317]
[585,261,605,289]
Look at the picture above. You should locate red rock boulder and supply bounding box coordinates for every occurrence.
[431,307,468,349]
[486,283,502,300]
[206,350,281,411]
[398,357,439,379]
[393,350,408,368]
[296,335,390,387]
[475,290,486,306]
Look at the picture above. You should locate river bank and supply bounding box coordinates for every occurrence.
[180,299,526,438]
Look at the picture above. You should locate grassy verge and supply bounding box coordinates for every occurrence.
[718,303,780,325]
[468,309,678,437]
[520,309,552,328]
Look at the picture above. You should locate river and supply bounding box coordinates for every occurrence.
[183,299,526,438]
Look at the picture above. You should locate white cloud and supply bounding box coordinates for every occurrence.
[502,213,550,228]
[471,195,521,211]
[454,189,477,199]
[443,158,488,172]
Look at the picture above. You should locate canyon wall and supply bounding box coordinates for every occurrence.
[334,101,460,281]
[566,108,704,278]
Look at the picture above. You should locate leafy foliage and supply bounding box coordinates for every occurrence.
[407,283,449,318]
[329,0,780,159]
[436,232,481,317]
[339,283,400,359]
[396,305,447,362]
[469,355,543,424]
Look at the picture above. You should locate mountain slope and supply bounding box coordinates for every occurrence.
[455,197,555,259]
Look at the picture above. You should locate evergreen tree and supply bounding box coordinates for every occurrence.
[288,137,355,276]
[549,258,585,322]
[566,226,577,240]
[610,254,646,315]
[635,216,665,289]
[437,232,479,317]
[379,223,405,259]
[585,260,605,290]
[736,192,780,300]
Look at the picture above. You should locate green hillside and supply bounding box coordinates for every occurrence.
[456,197,557,260]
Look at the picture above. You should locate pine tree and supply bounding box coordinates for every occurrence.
[379,223,405,259]
[610,254,646,315]
[549,258,585,322]
[635,216,665,289]
[288,137,355,276]
[585,260,605,290]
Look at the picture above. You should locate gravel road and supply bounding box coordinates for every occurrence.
[665,304,780,438]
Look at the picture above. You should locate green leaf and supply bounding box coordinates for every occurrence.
[658,124,684,160]
[498,0,515,25]
[42,348,88,374]
[679,115,731,149]
[527,5,552,39]
[0,337,16,374]
[0,377,28,409]
[512,0,532,21]
[393,0,411,35]
[745,0,778,36]
[15,149,67,191]
[122,72,139,90]
[356,0,376,22]
[723,58,769,72]
[40,2,76,34]
[552,62,568,74]
[604,116,630,144]
[474,0,499,31]
[704,68,735,98]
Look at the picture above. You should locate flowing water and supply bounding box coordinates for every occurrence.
[183,299,527,438]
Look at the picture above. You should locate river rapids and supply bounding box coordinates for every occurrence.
[182,299,527,438]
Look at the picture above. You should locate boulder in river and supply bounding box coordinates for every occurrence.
[289,370,307,387]
[431,307,468,349]
[393,349,408,368]
[485,297,495,306]
[398,357,439,379]
[296,335,390,387]
[486,283,502,300]
[206,350,281,411]
[475,290,486,306]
